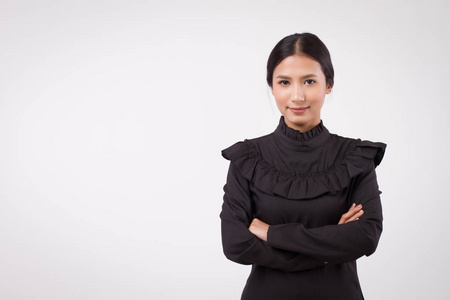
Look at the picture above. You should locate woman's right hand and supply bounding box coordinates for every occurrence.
[338,203,364,225]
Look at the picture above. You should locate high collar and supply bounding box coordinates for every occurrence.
[273,116,330,151]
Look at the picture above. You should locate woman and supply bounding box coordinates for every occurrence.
[220,33,386,300]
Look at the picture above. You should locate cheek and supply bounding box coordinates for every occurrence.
[273,92,287,109]
[274,97,283,109]
[272,88,288,102]
[307,88,326,103]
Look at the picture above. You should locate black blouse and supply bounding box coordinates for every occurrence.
[220,116,386,300]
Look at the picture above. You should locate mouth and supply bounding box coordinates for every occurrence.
[289,107,309,114]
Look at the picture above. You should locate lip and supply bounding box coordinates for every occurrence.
[289,107,309,114]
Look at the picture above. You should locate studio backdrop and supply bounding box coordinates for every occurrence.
[1,0,449,299]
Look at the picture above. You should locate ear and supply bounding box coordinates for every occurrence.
[325,83,332,94]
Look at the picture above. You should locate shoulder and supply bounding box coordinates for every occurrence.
[328,133,387,168]
[221,132,274,162]
[221,130,386,200]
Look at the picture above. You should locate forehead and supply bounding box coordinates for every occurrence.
[273,55,324,77]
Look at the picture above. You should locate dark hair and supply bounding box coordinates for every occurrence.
[266,33,334,88]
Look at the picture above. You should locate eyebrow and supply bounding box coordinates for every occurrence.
[275,74,318,79]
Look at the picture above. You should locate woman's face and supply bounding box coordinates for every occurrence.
[271,54,332,132]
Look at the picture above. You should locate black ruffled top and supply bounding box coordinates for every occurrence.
[220,116,386,300]
[222,117,385,200]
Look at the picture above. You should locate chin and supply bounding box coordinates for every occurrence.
[284,115,319,131]
[285,115,309,124]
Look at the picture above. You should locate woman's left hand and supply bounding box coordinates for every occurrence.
[249,218,270,242]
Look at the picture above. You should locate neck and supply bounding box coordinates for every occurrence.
[284,118,321,133]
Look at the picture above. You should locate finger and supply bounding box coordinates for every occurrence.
[342,204,362,219]
[340,207,362,224]
[351,204,362,212]
[338,204,363,225]
[347,203,357,213]
[345,209,364,223]
[347,204,362,217]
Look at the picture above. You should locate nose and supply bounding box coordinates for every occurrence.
[291,84,305,102]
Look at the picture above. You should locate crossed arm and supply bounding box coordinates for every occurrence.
[221,164,326,272]
[249,203,365,242]
[220,161,383,270]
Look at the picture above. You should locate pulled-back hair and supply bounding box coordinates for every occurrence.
[266,33,334,88]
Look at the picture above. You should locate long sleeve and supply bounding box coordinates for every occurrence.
[266,161,383,264]
[220,118,386,299]
[220,163,326,272]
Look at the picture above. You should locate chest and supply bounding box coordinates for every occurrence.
[250,186,351,228]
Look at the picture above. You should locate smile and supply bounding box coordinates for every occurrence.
[289,107,309,114]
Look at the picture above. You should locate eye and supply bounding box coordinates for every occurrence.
[278,80,289,86]
[304,79,315,85]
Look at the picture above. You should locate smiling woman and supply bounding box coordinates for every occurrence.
[268,33,334,133]
[220,33,386,300]
[271,55,332,133]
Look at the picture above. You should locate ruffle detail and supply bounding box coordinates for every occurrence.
[278,117,325,142]
[222,139,386,200]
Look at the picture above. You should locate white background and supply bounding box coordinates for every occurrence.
[1,0,449,299]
